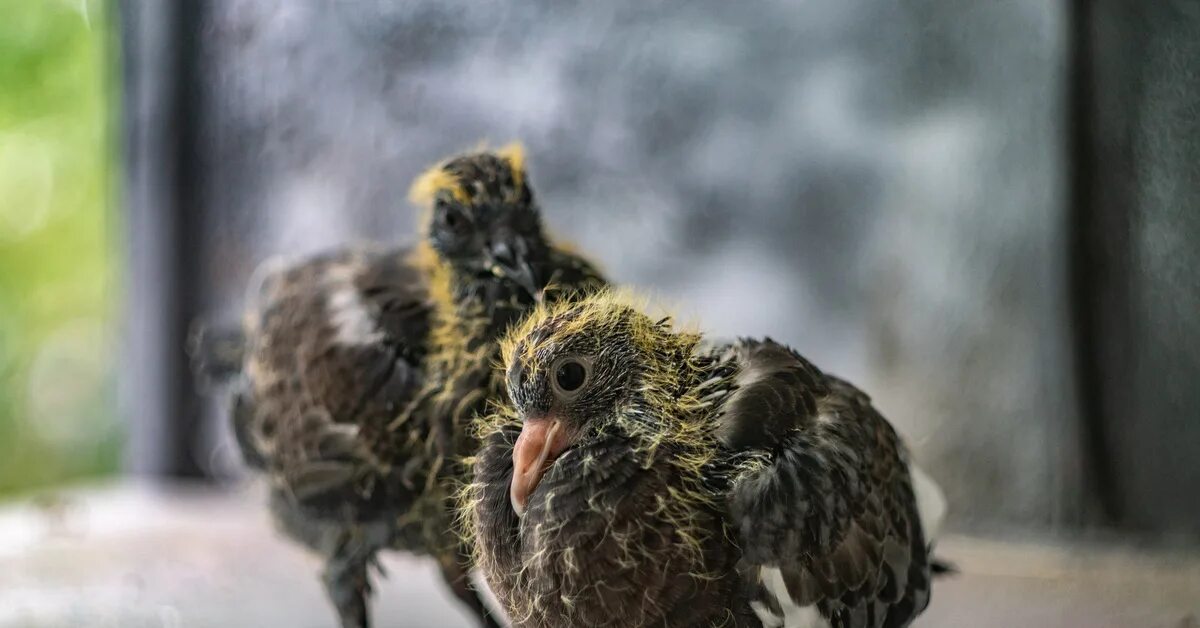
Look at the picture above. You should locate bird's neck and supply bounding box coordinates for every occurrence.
[418,249,530,346]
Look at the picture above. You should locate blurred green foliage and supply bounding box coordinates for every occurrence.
[0,0,120,495]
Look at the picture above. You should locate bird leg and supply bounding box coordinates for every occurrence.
[322,549,374,628]
[438,554,504,628]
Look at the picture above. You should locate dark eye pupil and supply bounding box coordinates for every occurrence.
[443,209,462,229]
[555,361,586,392]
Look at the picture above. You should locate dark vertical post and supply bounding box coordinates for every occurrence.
[118,0,209,478]
[1065,0,1125,525]
[1069,0,1200,532]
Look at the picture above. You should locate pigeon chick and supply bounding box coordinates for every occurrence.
[192,145,606,628]
[466,291,947,628]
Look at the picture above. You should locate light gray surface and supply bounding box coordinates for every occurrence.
[0,482,480,628]
[3,483,1197,628]
[191,0,1074,529]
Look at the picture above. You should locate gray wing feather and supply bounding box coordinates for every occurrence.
[720,339,933,628]
[239,246,432,502]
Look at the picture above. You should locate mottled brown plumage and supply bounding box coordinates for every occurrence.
[466,291,946,628]
[192,146,606,628]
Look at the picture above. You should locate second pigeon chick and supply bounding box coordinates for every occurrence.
[195,145,606,628]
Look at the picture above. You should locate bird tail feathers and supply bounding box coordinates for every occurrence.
[930,557,958,577]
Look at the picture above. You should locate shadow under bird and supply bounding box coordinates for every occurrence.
[190,145,607,628]
[466,291,948,628]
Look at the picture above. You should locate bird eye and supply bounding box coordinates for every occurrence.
[552,358,588,396]
[437,202,469,233]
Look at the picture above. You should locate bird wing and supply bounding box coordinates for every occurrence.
[718,339,938,628]
[239,245,432,503]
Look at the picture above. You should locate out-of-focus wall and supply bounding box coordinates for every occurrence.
[194,1,1073,529]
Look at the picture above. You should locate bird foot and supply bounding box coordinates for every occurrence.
[323,557,373,628]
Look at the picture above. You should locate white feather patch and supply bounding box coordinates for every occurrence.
[327,288,383,346]
[909,463,947,544]
[759,567,831,628]
[750,600,784,628]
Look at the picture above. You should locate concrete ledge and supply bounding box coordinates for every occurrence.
[1,481,1196,627]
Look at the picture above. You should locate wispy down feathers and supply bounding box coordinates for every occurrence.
[468,291,944,628]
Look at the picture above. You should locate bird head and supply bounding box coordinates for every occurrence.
[409,144,551,301]
[499,291,700,517]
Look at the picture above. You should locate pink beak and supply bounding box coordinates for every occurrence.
[509,416,570,517]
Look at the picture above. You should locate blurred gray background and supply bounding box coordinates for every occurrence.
[121,0,1200,536]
